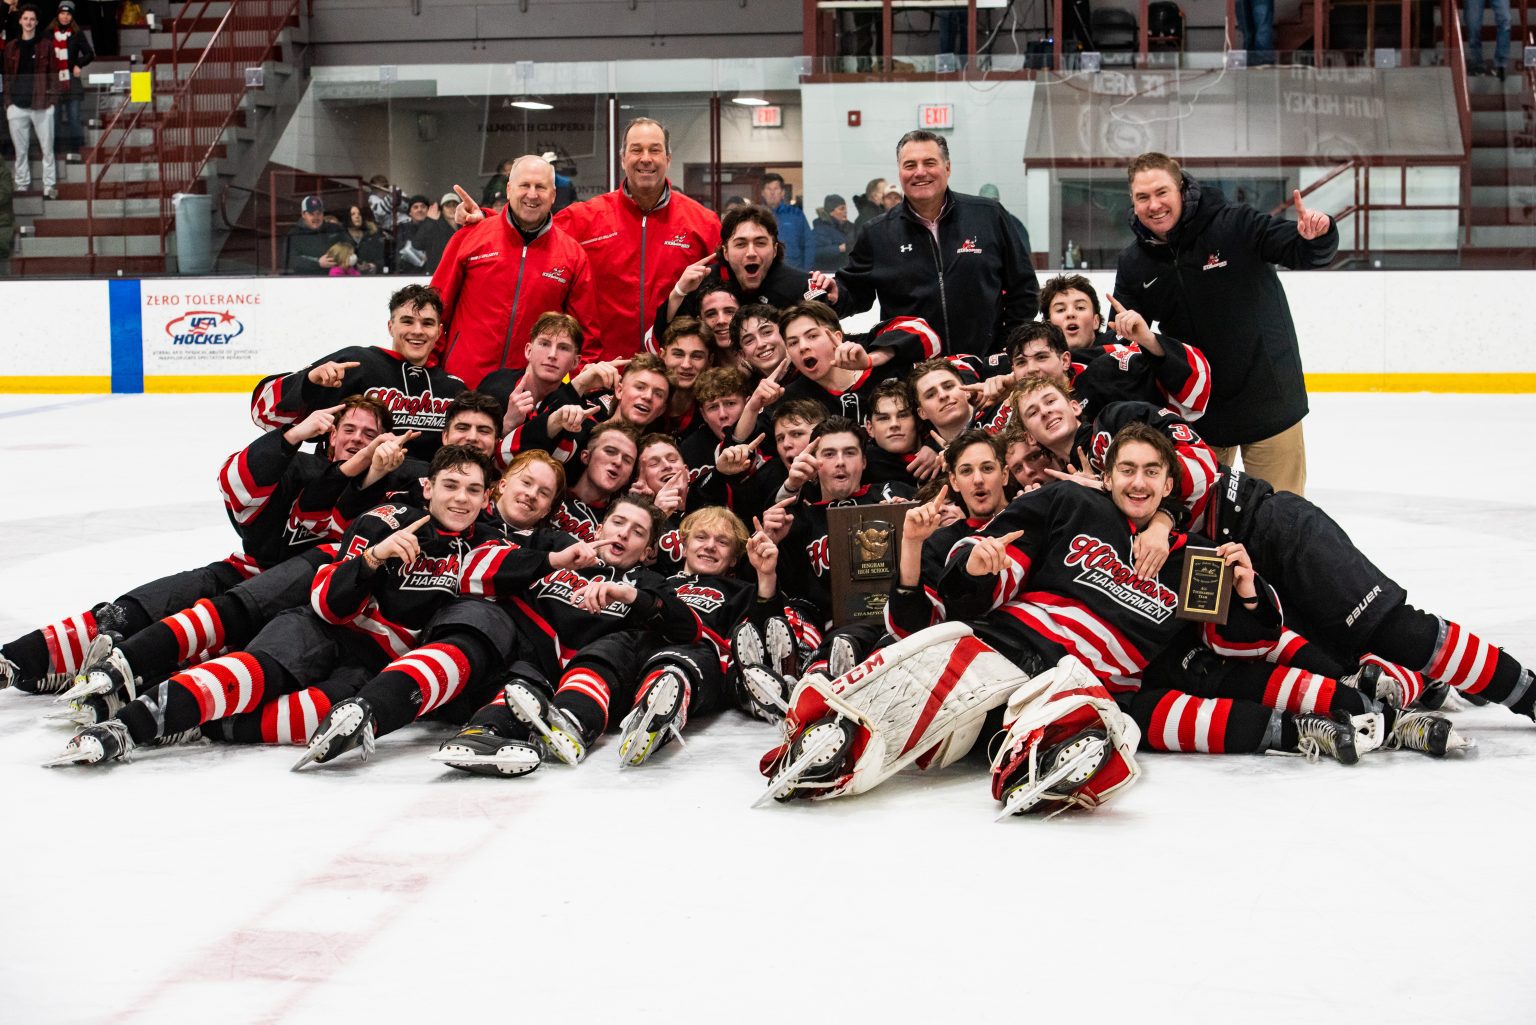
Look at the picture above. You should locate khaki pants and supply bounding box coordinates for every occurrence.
[1212,421,1307,496]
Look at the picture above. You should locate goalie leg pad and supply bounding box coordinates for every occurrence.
[989,656,1142,814]
[758,623,1030,802]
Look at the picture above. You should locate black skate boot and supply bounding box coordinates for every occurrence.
[291,698,377,770]
[1291,710,1361,765]
[431,725,542,777]
[44,721,134,767]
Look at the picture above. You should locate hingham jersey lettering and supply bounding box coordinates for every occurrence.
[367,386,452,432]
[396,551,464,592]
[673,582,726,615]
[1063,534,1177,623]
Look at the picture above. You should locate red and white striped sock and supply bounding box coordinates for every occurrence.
[42,610,99,675]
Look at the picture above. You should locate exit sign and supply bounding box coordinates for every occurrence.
[917,103,955,130]
[751,105,783,128]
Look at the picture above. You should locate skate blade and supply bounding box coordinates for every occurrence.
[290,720,348,771]
[429,747,540,775]
[504,687,585,766]
[995,737,1107,822]
[55,675,111,704]
[752,729,845,809]
[41,744,97,768]
[741,668,791,714]
[41,705,93,727]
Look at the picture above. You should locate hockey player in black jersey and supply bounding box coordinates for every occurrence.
[861,380,936,492]
[509,353,670,466]
[1,397,390,697]
[612,507,785,767]
[251,284,465,461]
[47,446,500,767]
[700,399,825,522]
[552,422,639,542]
[634,434,692,577]
[290,450,570,769]
[438,494,701,773]
[756,416,914,693]
[776,301,937,429]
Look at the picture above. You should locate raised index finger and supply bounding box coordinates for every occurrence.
[770,358,791,382]
[999,529,1025,544]
[453,184,474,206]
[408,515,432,533]
[747,433,766,451]
[1107,293,1127,315]
[931,484,950,510]
[338,361,362,370]
[1292,189,1307,214]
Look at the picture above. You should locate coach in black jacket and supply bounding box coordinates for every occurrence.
[1112,153,1336,496]
[812,130,1038,362]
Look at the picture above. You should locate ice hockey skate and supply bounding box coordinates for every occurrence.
[1387,709,1474,757]
[616,668,688,768]
[43,721,134,767]
[989,656,1143,819]
[1289,710,1367,764]
[764,615,799,679]
[57,643,137,704]
[995,729,1110,820]
[739,664,793,722]
[504,681,587,765]
[755,716,857,807]
[291,698,377,770]
[44,692,124,727]
[827,634,858,679]
[430,725,542,777]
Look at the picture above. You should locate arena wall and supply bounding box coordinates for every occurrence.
[2,270,1532,394]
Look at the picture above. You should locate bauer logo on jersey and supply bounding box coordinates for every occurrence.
[398,551,464,592]
[166,310,245,346]
[1063,534,1177,623]
[673,582,726,615]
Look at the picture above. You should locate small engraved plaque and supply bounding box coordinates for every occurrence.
[828,503,913,625]
[1175,546,1232,624]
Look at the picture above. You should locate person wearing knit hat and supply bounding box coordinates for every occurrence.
[811,192,856,272]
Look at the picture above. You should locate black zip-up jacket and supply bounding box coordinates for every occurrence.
[832,190,1038,361]
[1112,177,1338,448]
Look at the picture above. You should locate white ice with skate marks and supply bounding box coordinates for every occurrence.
[1,393,1535,1024]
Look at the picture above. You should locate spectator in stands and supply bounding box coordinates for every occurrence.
[1112,151,1336,495]
[81,0,120,58]
[439,190,460,224]
[1237,0,1275,66]
[854,177,887,231]
[283,194,345,274]
[342,203,385,273]
[4,5,60,199]
[48,1,92,160]
[397,193,453,274]
[481,158,513,209]
[882,189,902,211]
[368,173,407,227]
[3,0,21,41]
[1465,0,1511,77]
[542,150,578,212]
[722,195,748,213]
[811,193,856,272]
[324,240,358,276]
[759,172,813,270]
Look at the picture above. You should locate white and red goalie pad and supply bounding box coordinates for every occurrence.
[758,623,1032,801]
[989,655,1142,813]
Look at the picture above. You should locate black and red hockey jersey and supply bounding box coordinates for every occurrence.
[552,495,606,543]
[217,428,352,569]
[459,540,701,675]
[310,502,497,658]
[1073,401,1221,529]
[885,514,993,639]
[251,345,465,461]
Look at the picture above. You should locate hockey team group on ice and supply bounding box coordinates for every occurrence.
[7,121,1530,817]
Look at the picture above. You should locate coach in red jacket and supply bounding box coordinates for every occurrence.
[431,155,599,388]
[553,117,721,363]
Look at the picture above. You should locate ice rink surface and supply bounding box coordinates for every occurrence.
[2,391,1534,1024]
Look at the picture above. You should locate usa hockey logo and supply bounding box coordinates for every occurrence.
[166,310,244,346]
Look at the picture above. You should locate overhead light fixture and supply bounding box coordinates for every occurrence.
[731,96,770,106]
[510,97,553,110]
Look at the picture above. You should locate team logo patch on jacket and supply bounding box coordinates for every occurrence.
[663,232,696,251]
[542,265,571,284]
[1202,251,1228,271]
[957,237,983,254]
